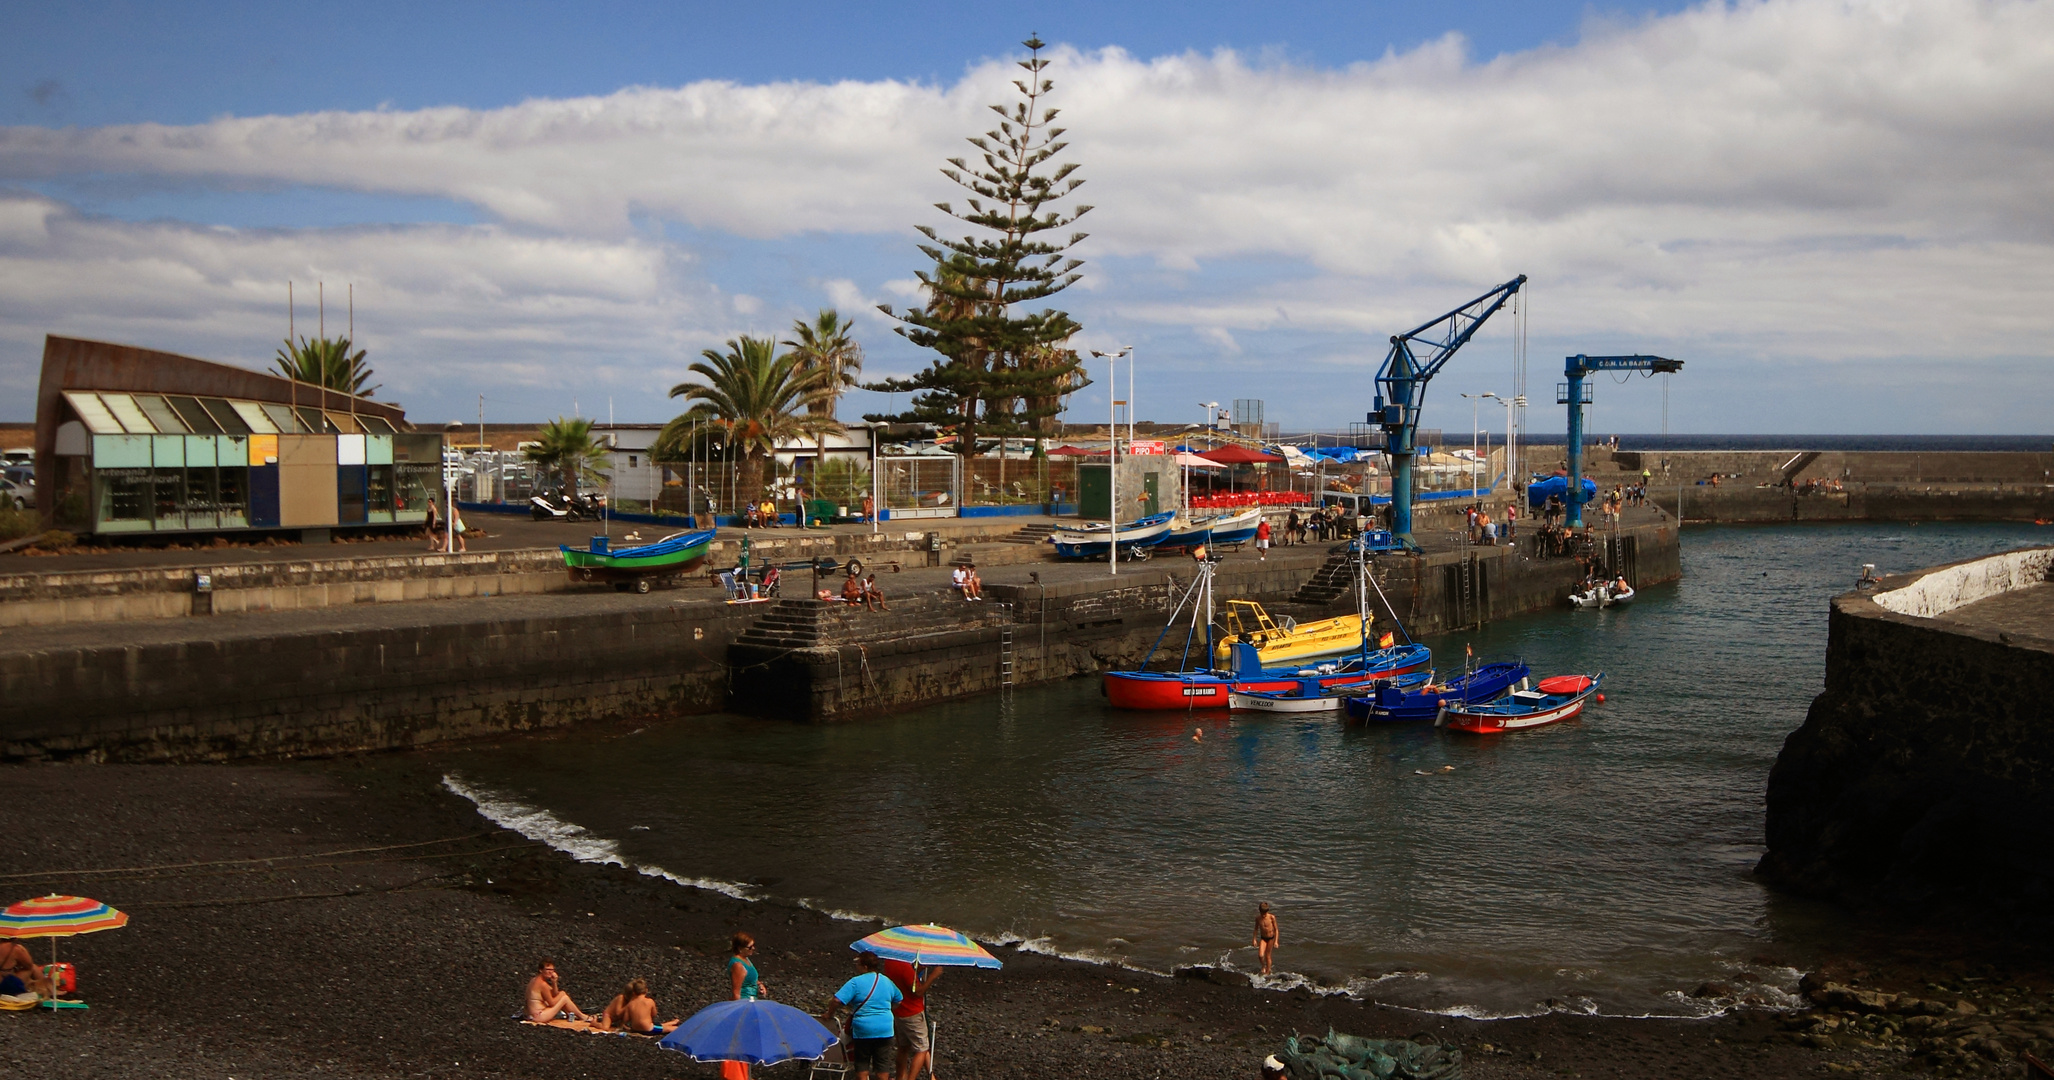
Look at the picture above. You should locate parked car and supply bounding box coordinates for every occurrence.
[2,465,32,489]
[0,475,29,511]
[0,449,31,469]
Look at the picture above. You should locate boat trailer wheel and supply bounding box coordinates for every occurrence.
[634,579,652,594]
[580,568,595,581]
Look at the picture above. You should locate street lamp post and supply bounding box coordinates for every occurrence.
[1092,347,1133,576]
[1459,393,1485,497]
[1481,392,1522,494]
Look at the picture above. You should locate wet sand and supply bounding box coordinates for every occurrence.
[1,758,2027,1078]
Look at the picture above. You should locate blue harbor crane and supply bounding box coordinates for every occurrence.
[1371,275,1527,545]
[1560,354,1683,528]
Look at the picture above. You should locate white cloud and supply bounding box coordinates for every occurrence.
[4,0,2054,428]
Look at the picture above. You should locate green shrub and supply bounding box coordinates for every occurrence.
[0,506,39,543]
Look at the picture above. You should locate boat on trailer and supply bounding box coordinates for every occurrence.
[1343,661,1532,723]
[1162,507,1264,549]
[1437,674,1603,733]
[561,529,716,593]
[1049,511,1178,560]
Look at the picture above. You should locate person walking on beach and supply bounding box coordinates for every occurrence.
[883,956,942,1080]
[822,951,902,1080]
[525,959,594,1024]
[1252,902,1280,976]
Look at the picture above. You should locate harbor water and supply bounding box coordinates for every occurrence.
[437,522,2051,1019]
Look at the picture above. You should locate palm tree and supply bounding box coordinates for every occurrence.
[274,336,379,397]
[525,417,610,494]
[783,310,864,490]
[663,336,835,508]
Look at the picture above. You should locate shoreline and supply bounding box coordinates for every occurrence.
[13,755,2040,1077]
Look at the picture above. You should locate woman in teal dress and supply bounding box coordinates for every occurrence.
[723,932,762,1079]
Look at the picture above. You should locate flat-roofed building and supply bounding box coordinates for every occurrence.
[33,335,442,539]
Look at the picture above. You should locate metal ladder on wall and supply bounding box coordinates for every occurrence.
[997,602,1016,698]
[1456,550,1485,631]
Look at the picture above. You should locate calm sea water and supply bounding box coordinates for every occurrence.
[435,522,2052,1018]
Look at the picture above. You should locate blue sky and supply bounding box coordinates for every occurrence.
[4,0,2051,435]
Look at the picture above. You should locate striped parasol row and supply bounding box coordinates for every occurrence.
[0,895,129,939]
[849,924,1002,969]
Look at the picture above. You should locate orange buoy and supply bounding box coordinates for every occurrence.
[1596,694,1606,703]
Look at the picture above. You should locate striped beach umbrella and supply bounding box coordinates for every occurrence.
[848,924,1002,969]
[0,895,128,939]
[2,895,129,1003]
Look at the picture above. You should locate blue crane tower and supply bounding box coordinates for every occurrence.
[1559,354,1683,528]
[1370,274,1526,545]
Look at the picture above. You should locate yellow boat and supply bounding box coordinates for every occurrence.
[1211,600,1373,666]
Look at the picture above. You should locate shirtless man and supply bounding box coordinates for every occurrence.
[1252,902,1280,976]
[594,977,679,1036]
[0,937,49,997]
[525,959,593,1023]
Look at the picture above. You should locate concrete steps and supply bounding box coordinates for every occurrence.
[1291,553,1356,605]
[1003,523,1058,545]
[733,600,830,648]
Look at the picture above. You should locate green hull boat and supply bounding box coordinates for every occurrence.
[562,529,715,592]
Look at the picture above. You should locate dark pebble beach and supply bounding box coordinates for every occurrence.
[6,758,2039,1079]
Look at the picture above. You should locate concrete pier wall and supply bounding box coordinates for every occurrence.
[1758,548,2054,924]
[0,524,1679,759]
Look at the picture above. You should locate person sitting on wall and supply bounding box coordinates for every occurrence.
[950,564,971,600]
[842,569,866,606]
[963,563,985,602]
[861,573,889,612]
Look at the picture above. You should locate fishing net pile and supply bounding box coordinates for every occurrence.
[1276,1029,1464,1080]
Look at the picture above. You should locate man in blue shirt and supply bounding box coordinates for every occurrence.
[822,951,903,1080]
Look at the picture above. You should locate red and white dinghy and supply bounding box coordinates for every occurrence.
[1436,674,1603,733]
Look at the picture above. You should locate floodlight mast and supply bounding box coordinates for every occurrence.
[1371,275,1526,545]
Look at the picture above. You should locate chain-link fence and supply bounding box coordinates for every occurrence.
[878,456,959,514]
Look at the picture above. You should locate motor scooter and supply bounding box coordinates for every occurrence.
[530,491,602,522]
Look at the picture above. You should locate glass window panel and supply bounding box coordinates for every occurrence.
[63,391,125,434]
[357,415,395,434]
[168,397,221,434]
[218,466,249,518]
[154,467,185,525]
[96,467,151,522]
[294,407,335,434]
[101,394,158,434]
[200,398,250,434]
[395,461,438,514]
[232,401,278,434]
[186,467,221,515]
[325,411,362,434]
[134,395,189,434]
[259,403,305,433]
[367,464,394,514]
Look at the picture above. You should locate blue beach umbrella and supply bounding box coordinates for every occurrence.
[659,999,839,1066]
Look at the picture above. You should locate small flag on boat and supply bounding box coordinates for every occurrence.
[1378,631,1395,648]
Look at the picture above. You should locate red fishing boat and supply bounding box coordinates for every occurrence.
[1105,643,1432,710]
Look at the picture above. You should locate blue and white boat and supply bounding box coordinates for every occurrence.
[1049,511,1178,560]
[1162,507,1263,549]
[1343,661,1531,723]
[1229,668,1431,713]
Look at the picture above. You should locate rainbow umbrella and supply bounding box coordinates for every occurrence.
[0,895,129,1009]
[849,924,1002,969]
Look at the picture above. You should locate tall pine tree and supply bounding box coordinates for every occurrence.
[866,35,1091,457]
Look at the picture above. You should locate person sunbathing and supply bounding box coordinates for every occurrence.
[0,938,49,998]
[525,959,593,1023]
[594,977,679,1036]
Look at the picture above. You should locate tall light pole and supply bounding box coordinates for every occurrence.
[1460,392,1485,497]
[1092,347,1132,575]
[1481,392,1520,494]
[1200,402,1217,452]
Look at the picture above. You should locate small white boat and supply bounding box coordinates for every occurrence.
[1227,680,1362,712]
[1048,511,1177,559]
[1603,583,1635,607]
[1569,581,1635,608]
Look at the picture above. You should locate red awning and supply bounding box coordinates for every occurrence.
[1197,446,1283,464]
